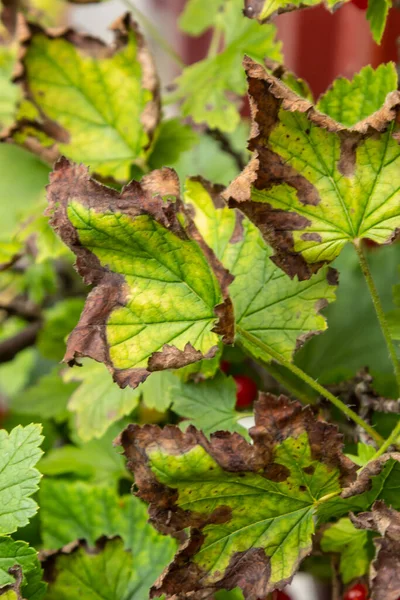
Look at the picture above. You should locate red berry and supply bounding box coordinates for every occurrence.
[233,375,258,409]
[351,0,368,9]
[344,583,368,600]
[275,592,291,600]
[220,360,230,374]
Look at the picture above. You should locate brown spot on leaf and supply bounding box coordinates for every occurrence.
[301,233,322,243]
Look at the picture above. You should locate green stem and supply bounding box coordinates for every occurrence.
[370,419,400,460]
[353,241,400,394]
[237,328,384,446]
[207,27,223,58]
[263,361,315,405]
[121,0,185,68]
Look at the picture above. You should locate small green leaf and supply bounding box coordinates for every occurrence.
[121,394,355,598]
[244,0,349,20]
[367,0,392,44]
[170,373,249,438]
[0,425,43,535]
[148,118,199,171]
[174,0,281,132]
[345,442,377,467]
[226,60,400,279]
[179,0,225,35]
[64,360,141,441]
[321,518,372,583]
[185,178,337,363]
[47,159,233,389]
[14,15,159,181]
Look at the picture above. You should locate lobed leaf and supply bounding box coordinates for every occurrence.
[12,14,159,181]
[0,538,45,600]
[46,158,234,389]
[225,60,400,280]
[120,394,356,599]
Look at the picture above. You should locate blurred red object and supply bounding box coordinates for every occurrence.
[351,0,368,10]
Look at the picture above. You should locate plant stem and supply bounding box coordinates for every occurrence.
[207,27,223,58]
[353,241,400,394]
[237,328,384,446]
[262,361,314,405]
[370,419,400,460]
[121,0,185,68]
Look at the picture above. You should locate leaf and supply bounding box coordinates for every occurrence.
[46,158,234,389]
[225,60,400,280]
[345,442,377,468]
[351,500,400,600]
[13,14,160,182]
[0,43,19,136]
[42,537,164,600]
[173,0,282,132]
[140,370,177,412]
[387,266,400,341]
[39,422,127,484]
[37,298,85,361]
[367,0,392,44]
[179,0,225,35]
[64,360,141,441]
[320,518,372,583]
[243,0,349,21]
[0,538,45,600]
[11,368,78,422]
[185,178,337,363]
[170,373,249,438]
[120,393,356,598]
[0,424,43,535]
[148,118,199,171]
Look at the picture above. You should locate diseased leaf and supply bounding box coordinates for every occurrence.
[170,373,249,438]
[0,538,45,600]
[225,60,400,280]
[13,14,159,181]
[0,424,43,535]
[120,394,356,599]
[46,159,234,389]
[351,501,400,600]
[243,0,349,20]
[185,178,337,363]
[64,360,141,441]
[320,518,372,584]
[174,0,281,132]
[367,0,392,44]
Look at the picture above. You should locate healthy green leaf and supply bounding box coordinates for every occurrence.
[244,0,349,20]
[174,0,281,132]
[11,368,78,422]
[345,442,377,467]
[0,44,19,136]
[179,0,225,35]
[64,360,141,441]
[0,425,43,535]
[0,538,45,600]
[226,60,400,280]
[320,518,372,583]
[148,118,199,171]
[185,178,337,363]
[14,15,159,181]
[46,159,234,389]
[170,372,249,438]
[367,0,392,44]
[140,370,177,412]
[120,394,356,598]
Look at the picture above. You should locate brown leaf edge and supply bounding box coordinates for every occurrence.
[351,501,400,600]
[341,452,400,501]
[243,0,345,22]
[4,12,160,178]
[0,566,24,599]
[46,157,234,389]
[117,393,356,599]
[224,57,400,280]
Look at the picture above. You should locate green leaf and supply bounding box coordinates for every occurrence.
[140,370,177,412]
[148,118,199,171]
[0,537,45,599]
[367,0,392,44]
[0,44,19,135]
[11,368,78,422]
[39,422,127,484]
[320,518,372,583]
[14,15,159,181]
[179,0,225,35]
[47,159,233,389]
[174,0,281,132]
[0,425,43,535]
[37,299,84,361]
[345,442,377,467]
[387,266,400,341]
[317,63,397,127]
[185,178,337,363]
[226,60,400,279]
[244,0,349,20]
[121,394,356,597]
[64,360,141,441]
[170,373,249,438]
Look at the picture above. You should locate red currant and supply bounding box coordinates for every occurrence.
[233,375,258,409]
[220,360,230,374]
[351,0,368,9]
[344,583,368,600]
[275,592,291,600]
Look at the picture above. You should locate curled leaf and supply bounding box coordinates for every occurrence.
[119,393,356,599]
[243,0,349,21]
[46,158,234,388]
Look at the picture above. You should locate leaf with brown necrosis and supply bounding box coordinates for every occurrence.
[119,394,356,599]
